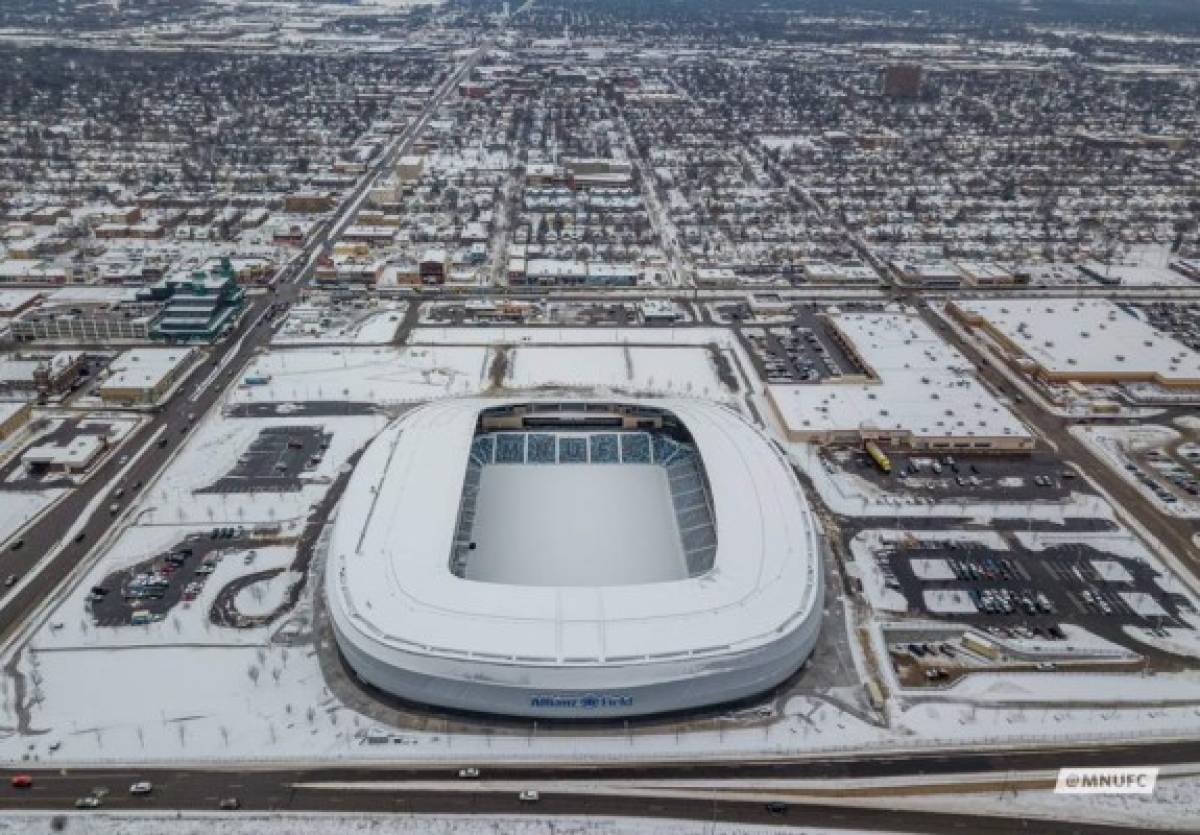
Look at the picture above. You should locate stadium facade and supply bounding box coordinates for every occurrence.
[325,397,824,718]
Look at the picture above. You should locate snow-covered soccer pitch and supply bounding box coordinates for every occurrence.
[326,398,825,718]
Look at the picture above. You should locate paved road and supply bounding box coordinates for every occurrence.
[0,779,1158,834]
[1,737,1194,831]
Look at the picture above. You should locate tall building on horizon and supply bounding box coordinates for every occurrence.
[883,63,923,98]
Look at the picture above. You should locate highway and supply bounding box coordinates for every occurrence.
[0,778,1160,834]
[1,740,1194,833]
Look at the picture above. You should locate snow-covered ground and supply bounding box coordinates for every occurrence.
[922,589,976,614]
[0,814,873,835]
[145,412,387,526]
[232,346,490,405]
[235,569,303,618]
[505,344,731,401]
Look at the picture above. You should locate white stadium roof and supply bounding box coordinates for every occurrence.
[328,397,820,665]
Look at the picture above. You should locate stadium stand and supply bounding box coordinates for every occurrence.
[527,433,556,463]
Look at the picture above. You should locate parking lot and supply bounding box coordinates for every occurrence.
[871,537,1191,649]
[88,528,257,627]
[742,313,865,384]
[1132,302,1200,352]
[199,426,331,493]
[1127,432,1200,508]
[830,447,1080,502]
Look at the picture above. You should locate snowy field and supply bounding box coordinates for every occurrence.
[505,344,731,401]
[467,464,686,586]
[232,346,490,405]
[232,339,739,406]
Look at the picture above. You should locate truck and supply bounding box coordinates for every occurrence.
[864,440,892,474]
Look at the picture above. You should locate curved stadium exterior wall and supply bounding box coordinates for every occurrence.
[325,397,823,718]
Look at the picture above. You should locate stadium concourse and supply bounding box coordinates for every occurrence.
[326,398,824,719]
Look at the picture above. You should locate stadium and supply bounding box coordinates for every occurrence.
[325,398,824,719]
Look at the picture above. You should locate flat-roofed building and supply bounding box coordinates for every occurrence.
[98,347,194,405]
[948,298,1200,389]
[767,310,1033,452]
[21,433,106,475]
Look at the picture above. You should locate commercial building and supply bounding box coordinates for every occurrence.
[396,155,425,183]
[767,311,1033,452]
[21,433,106,475]
[97,348,194,405]
[948,299,1200,389]
[0,352,86,396]
[135,269,245,343]
[11,304,156,343]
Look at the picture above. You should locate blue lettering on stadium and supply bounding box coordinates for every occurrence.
[529,693,634,709]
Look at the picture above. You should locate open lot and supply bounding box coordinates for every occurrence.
[199,426,332,494]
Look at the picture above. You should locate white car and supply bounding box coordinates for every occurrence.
[130,781,153,795]
[518,790,540,802]
[75,796,102,808]
[457,768,480,779]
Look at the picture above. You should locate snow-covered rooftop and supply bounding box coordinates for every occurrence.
[769,311,1031,443]
[327,397,822,666]
[953,298,1200,383]
[100,347,193,392]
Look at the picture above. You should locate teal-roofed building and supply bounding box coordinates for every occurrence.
[136,259,245,343]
